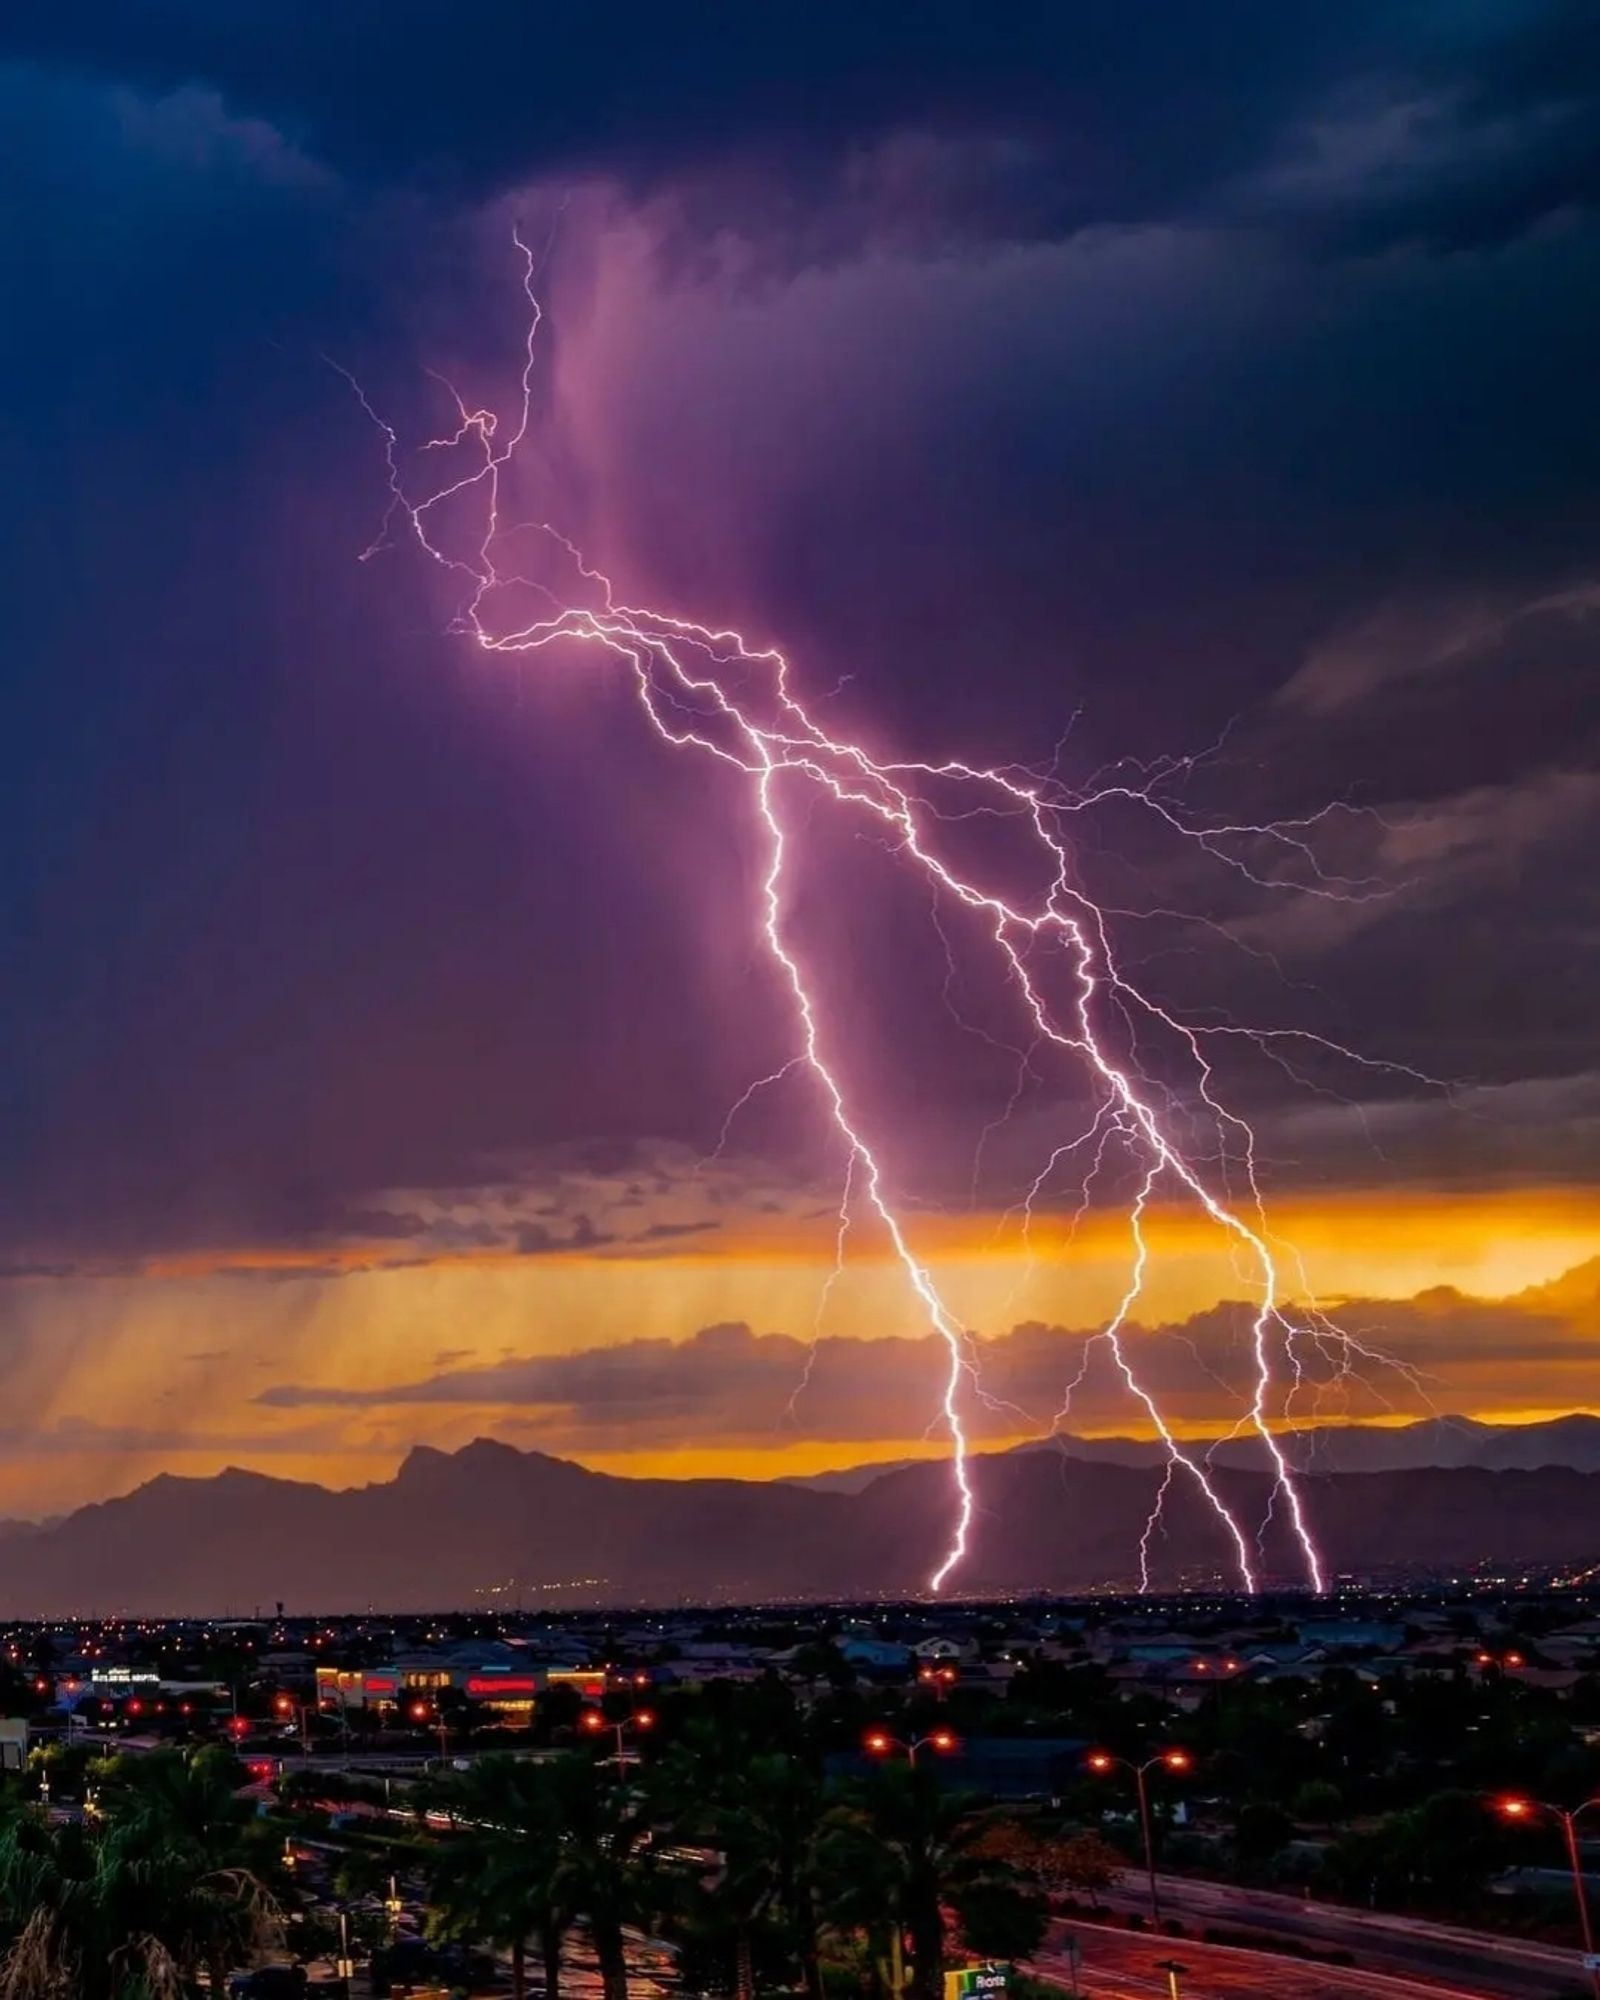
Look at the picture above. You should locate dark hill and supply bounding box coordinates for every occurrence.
[0,1437,1593,1614]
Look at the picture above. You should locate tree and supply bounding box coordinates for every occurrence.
[1291,1780,1344,1829]
[0,1774,276,2000]
[429,1750,654,2000]
[1320,1792,1509,1918]
[790,1643,852,1694]
[968,1825,1122,1899]
[1233,1802,1295,1870]
[95,1747,279,1999]
[537,1682,584,1741]
[94,1747,270,1866]
[0,1805,99,1997]
[948,1876,1048,1964]
[428,1756,575,2000]
[553,1751,653,2000]
[1402,1791,1511,1910]
[817,1766,1005,2000]
[653,1722,828,2000]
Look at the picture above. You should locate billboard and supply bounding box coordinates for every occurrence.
[944,1965,1009,2000]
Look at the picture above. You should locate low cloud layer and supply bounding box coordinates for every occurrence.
[257,1258,1600,1449]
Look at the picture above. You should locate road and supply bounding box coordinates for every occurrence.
[1032,1918,1534,2000]
[1072,1878,1590,2000]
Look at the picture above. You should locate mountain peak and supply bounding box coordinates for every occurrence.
[3,1415,1600,1615]
[394,1437,593,1484]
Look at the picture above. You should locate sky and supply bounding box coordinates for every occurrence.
[1,2,1598,1517]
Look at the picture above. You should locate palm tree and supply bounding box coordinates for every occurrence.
[93,1818,274,2000]
[94,1746,281,1999]
[548,1751,652,2000]
[427,1755,575,2000]
[0,1803,103,1999]
[96,1746,275,1873]
[427,1750,651,2000]
[653,1721,827,2000]
[0,1773,275,2000]
[818,1765,1019,2000]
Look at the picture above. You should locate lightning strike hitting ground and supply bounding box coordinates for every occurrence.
[344,234,1441,1596]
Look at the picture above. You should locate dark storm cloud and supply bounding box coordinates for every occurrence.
[0,2,1596,1276]
[5,3,1600,252]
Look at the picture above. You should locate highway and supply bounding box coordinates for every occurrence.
[1068,1878,1589,1999]
[1032,1918,1534,2000]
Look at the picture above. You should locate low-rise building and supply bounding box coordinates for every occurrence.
[315,1652,607,1720]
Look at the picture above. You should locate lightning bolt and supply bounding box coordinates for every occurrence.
[339,230,1436,1597]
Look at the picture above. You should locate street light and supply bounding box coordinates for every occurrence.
[1496,1795,1600,1997]
[410,1699,450,1765]
[918,1665,958,1697]
[274,1693,313,1757]
[1087,1749,1193,1926]
[864,1727,958,1770]
[581,1705,656,1766]
[334,1908,354,1985]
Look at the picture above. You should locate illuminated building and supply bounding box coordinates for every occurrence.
[314,1650,607,1721]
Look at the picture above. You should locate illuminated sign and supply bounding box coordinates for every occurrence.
[466,1676,538,1695]
[547,1670,606,1696]
[944,1966,1009,2000]
[363,1678,397,1694]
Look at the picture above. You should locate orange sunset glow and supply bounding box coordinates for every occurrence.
[0,1179,1592,1516]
